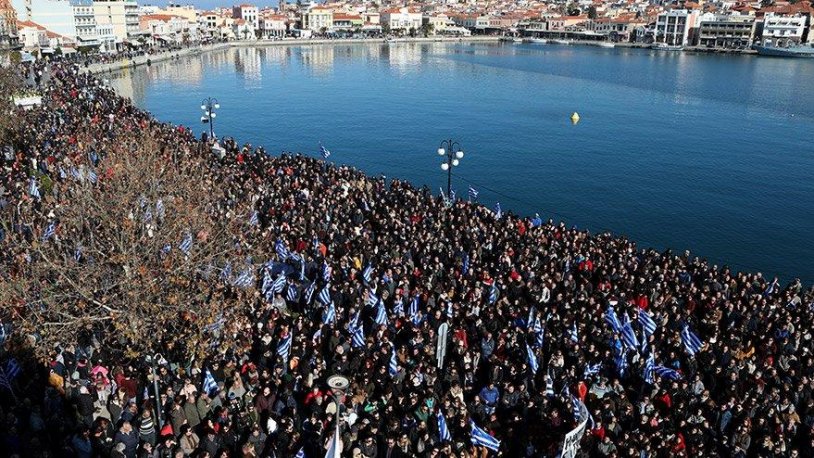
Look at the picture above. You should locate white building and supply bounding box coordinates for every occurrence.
[92,0,139,45]
[11,0,76,38]
[654,9,699,46]
[232,3,258,30]
[302,5,332,32]
[16,19,48,51]
[760,13,807,45]
[72,0,97,48]
[381,7,422,33]
[260,13,286,38]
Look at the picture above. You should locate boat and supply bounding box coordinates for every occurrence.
[551,39,572,45]
[598,42,615,48]
[513,38,523,43]
[651,42,683,51]
[753,43,814,58]
[530,38,548,44]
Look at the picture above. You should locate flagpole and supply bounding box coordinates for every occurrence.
[326,375,349,458]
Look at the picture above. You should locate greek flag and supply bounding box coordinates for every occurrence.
[468,185,479,201]
[570,395,585,422]
[295,447,305,458]
[74,246,82,262]
[59,167,67,179]
[681,325,703,356]
[28,178,40,199]
[604,306,622,333]
[531,213,543,227]
[526,343,539,374]
[389,349,399,376]
[764,278,778,297]
[286,284,298,302]
[5,359,20,380]
[437,411,451,442]
[531,315,544,348]
[87,169,98,184]
[318,284,331,304]
[470,420,500,452]
[374,301,387,325]
[638,309,657,336]
[462,253,469,273]
[277,333,292,362]
[544,368,554,397]
[362,264,374,284]
[621,314,639,351]
[248,210,259,226]
[161,244,172,255]
[366,289,379,308]
[393,298,404,317]
[449,190,456,202]
[494,202,502,219]
[643,352,655,384]
[271,275,287,295]
[488,283,498,304]
[275,239,290,260]
[409,296,419,319]
[583,362,602,379]
[305,281,316,304]
[202,369,218,396]
[614,350,628,377]
[178,232,193,254]
[322,262,332,282]
[322,301,336,325]
[568,322,579,343]
[654,365,682,380]
[155,199,165,219]
[312,236,320,252]
[143,208,153,223]
[260,268,272,293]
[70,167,81,181]
[42,222,56,241]
[319,143,331,159]
[350,324,365,348]
[232,269,255,289]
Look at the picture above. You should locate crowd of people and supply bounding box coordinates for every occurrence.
[2,56,814,458]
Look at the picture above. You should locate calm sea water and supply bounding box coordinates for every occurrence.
[107,42,814,284]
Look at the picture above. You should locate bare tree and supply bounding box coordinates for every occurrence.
[0,137,264,361]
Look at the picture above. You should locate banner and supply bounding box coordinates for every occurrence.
[437,322,449,369]
[561,398,588,458]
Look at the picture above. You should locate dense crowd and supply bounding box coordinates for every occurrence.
[2,57,814,458]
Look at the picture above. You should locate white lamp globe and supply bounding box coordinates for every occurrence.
[201,105,206,110]
[214,103,220,109]
[456,150,464,159]
[437,148,445,156]
[452,159,460,167]
[441,163,449,171]
[210,113,216,118]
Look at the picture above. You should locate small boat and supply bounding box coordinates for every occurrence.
[753,43,814,58]
[530,38,548,44]
[598,42,615,48]
[551,39,572,45]
[651,42,683,51]
[513,38,523,43]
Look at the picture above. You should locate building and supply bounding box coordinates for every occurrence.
[654,9,700,46]
[72,0,97,48]
[11,0,76,38]
[587,15,647,42]
[332,12,362,32]
[139,14,192,44]
[231,3,258,30]
[760,12,807,45]
[380,7,422,33]
[92,0,139,45]
[302,5,332,32]
[16,19,48,51]
[0,0,20,51]
[259,13,286,37]
[697,13,755,49]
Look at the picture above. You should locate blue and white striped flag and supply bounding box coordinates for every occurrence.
[350,324,365,348]
[277,333,292,362]
[437,410,451,442]
[202,369,218,396]
[260,268,272,293]
[362,264,374,284]
[389,349,399,376]
[470,420,500,452]
[155,199,165,219]
[248,210,259,226]
[323,301,336,325]
[312,236,320,253]
[294,447,305,458]
[319,143,331,159]
[393,298,404,317]
[526,343,538,374]
[568,322,579,343]
[409,295,419,319]
[87,169,98,184]
[318,284,331,304]
[764,278,778,297]
[643,352,655,384]
[178,232,193,254]
[275,239,290,260]
[681,325,703,356]
[654,365,682,380]
[614,349,628,377]
[621,314,639,351]
[374,301,387,325]
[161,244,172,255]
[544,367,554,397]
[232,269,255,289]
[304,281,316,304]
[74,246,82,262]
[583,362,602,379]
[366,289,379,308]
[462,253,469,274]
[41,222,56,241]
[449,190,456,202]
[286,284,298,302]
[28,178,40,199]
[322,262,332,282]
[271,275,287,295]
[638,309,657,336]
[494,202,502,219]
[605,306,622,333]
[488,283,498,304]
[531,315,544,348]
[468,185,479,201]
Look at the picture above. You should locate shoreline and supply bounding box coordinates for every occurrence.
[82,36,502,74]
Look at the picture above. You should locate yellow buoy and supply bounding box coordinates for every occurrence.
[570,112,580,124]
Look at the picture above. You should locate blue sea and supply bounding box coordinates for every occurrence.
[107,42,814,284]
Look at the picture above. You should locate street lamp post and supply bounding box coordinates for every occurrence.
[437,139,464,197]
[147,353,164,430]
[200,97,220,141]
[326,375,349,458]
